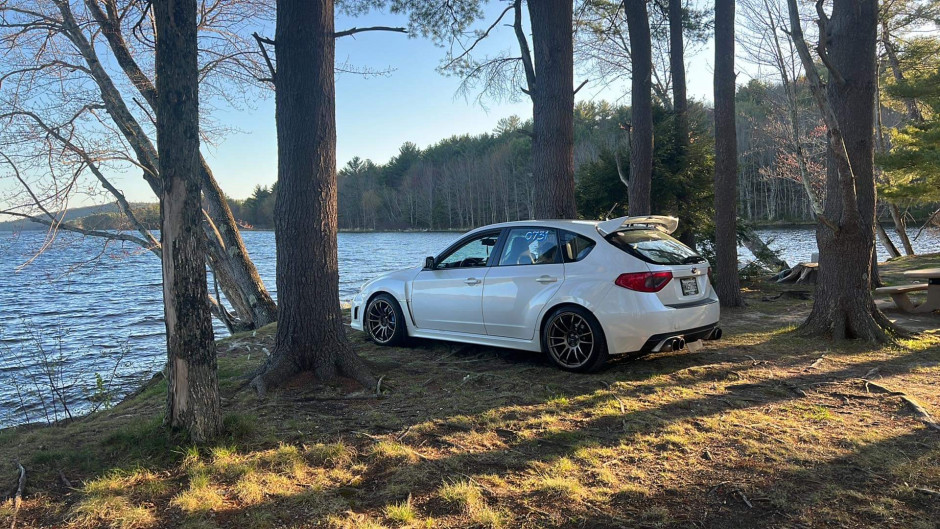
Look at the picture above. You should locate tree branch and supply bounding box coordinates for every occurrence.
[786,0,860,230]
[252,32,276,85]
[513,0,536,96]
[442,5,513,70]
[814,0,845,85]
[574,79,589,95]
[0,210,160,254]
[334,26,407,39]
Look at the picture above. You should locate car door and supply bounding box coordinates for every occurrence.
[482,227,565,340]
[409,230,501,334]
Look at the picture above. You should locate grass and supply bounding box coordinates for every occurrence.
[1,256,939,528]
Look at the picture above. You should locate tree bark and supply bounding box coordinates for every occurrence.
[251,0,375,395]
[713,0,744,307]
[154,0,221,441]
[527,0,577,219]
[624,0,653,216]
[668,0,688,157]
[786,0,899,341]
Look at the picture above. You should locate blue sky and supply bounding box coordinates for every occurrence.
[192,4,718,204]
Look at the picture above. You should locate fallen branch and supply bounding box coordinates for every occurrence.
[735,488,754,509]
[10,460,25,529]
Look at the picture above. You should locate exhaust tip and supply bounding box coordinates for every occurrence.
[709,327,723,340]
[675,338,686,350]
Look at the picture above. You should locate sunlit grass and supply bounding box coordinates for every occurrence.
[371,440,420,463]
[383,496,416,524]
[171,471,225,513]
[3,265,939,528]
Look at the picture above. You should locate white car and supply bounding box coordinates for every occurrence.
[350,216,721,372]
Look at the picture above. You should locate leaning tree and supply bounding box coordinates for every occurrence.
[0,0,277,332]
[154,0,222,441]
[786,0,901,341]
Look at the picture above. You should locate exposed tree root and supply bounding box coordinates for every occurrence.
[798,302,911,343]
[900,396,940,432]
[250,343,378,399]
[861,380,940,431]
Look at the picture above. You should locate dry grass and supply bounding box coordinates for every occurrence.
[1,256,939,528]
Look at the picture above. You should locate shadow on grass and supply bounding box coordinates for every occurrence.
[2,322,938,528]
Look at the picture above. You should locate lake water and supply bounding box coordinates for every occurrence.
[1,227,938,427]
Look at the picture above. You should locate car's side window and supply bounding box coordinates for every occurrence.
[560,230,596,263]
[436,232,499,269]
[498,228,560,266]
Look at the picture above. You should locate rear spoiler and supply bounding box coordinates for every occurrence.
[596,215,679,236]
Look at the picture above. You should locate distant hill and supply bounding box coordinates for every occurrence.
[0,203,158,231]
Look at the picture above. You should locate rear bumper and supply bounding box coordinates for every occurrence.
[639,323,719,353]
[594,288,720,354]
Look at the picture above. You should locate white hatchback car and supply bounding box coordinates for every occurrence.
[350,216,721,372]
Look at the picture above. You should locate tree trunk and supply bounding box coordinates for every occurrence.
[528,0,577,219]
[668,0,688,157]
[624,0,653,216]
[888,204,914,255]
[251,0,375,396]
[876,221,901,258]
[154,0,221,441]
[786,0,899,341]
[713,0,744,307]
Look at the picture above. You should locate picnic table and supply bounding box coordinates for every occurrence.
[876,268,940,313]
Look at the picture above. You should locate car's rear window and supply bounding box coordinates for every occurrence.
[606,229,705,265]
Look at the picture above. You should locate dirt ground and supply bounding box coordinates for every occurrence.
[1,256,938,528]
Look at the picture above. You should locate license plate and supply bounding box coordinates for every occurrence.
[680,277,699,296]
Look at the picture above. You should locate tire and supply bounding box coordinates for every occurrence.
[364,294,407,346]
[541,306,608,372]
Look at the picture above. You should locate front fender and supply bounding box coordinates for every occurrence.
[350,267,421,332]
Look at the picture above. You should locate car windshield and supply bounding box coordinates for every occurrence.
[606,229,705,265]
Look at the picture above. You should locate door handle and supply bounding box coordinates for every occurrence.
[536,275,558,283]
[464,278,481,285]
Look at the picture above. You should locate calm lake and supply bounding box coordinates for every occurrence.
[2,227,938,427]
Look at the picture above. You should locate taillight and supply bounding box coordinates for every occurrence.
[615,271,673,292]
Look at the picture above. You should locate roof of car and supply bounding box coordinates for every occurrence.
[466,219,604,238]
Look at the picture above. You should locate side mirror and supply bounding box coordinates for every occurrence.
[424,256,436,269]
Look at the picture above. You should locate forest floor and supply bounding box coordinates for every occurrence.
[1,255,939,529]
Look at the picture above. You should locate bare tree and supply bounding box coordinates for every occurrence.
[713,0,744,307]
[0,0,277,332]
[739,0,824,218]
